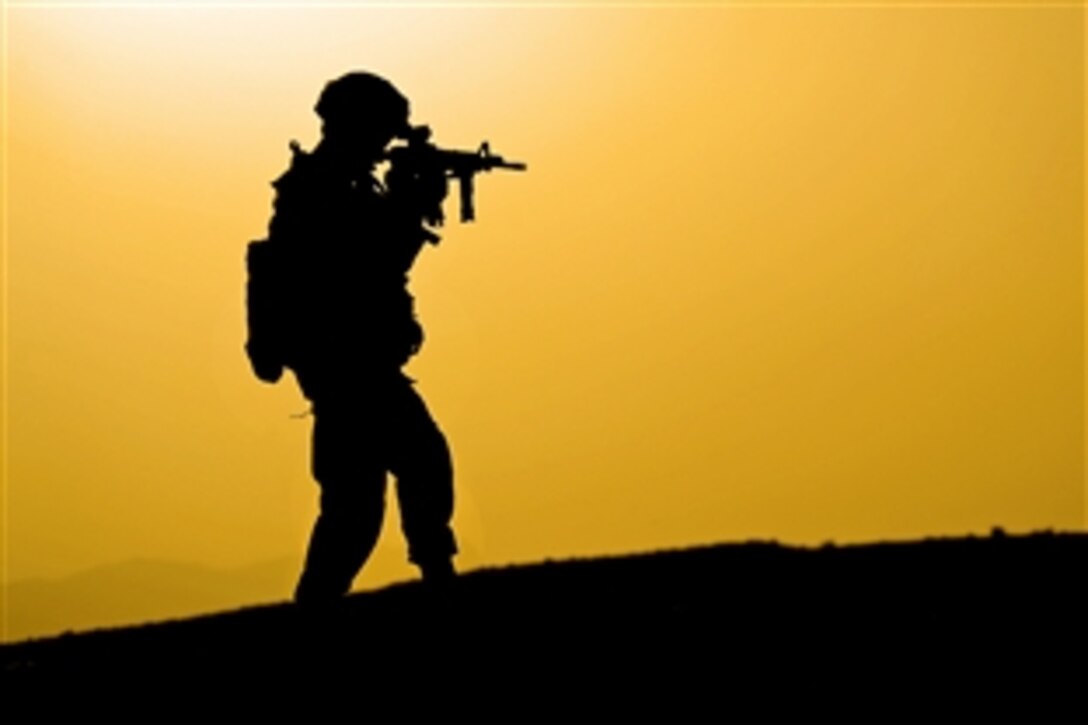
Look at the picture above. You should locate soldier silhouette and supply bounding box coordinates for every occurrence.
[246,72,457,603]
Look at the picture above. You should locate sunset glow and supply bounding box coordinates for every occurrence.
[2,2,1084,641]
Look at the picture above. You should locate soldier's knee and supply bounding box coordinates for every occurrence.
[318,479,386,521]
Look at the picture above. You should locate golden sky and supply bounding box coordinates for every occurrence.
[1,1,1084,640]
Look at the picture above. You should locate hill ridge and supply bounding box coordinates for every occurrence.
[3,531,1085,686]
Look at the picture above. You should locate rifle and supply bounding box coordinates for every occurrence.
[383,125,527,225]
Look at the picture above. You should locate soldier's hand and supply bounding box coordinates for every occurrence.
[386,156,449,225]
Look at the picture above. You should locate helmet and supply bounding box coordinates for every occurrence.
[314,72,410,136]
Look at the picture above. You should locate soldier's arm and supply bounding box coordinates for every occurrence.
[382,169,449,273]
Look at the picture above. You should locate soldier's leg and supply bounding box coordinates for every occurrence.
[295,407,388,604]
[388,381,457,578]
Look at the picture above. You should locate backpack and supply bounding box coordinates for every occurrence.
[244,238,288,384]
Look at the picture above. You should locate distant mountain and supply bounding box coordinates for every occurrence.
[2,531,1085,699]
[2,557,297,642]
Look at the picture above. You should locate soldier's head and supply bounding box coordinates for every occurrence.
[315,72,410,161]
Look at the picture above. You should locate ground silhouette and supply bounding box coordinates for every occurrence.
[2,531,1084,699]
